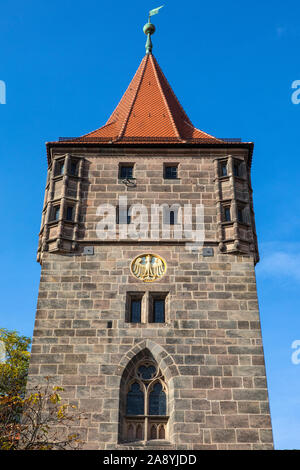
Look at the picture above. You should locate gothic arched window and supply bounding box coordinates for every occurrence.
[122,360,168,442]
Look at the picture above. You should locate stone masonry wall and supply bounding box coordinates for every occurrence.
[28,146,273,449]
[27,245,273,450]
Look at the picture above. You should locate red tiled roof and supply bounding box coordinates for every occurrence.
[78,54,222,144]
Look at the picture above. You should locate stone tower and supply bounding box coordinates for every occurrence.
[27,19,273,450]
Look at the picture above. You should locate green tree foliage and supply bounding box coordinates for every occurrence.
[0,329,83,450]
[0,381,83,450]
[0,328,31,397]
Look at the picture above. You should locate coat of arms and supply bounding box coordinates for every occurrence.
[131,254,166,282]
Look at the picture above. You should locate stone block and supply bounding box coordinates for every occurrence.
[211,429,236,443]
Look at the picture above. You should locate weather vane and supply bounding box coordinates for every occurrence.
[143,5,164,54]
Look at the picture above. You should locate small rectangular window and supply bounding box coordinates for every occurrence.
[164,165,178,179]
[153,299,165,323]
[224,206,231,222]
[119,164,134,179]
[126,293,144,323]
[149,293,167,323]
[233,160,242,177]
[51,205,60,221]
[66,206,74,221]
[131,299,141,323]
[54,159,65,176]
[220,162,228,177]
[237,207,247,223]
[69,159,78,176]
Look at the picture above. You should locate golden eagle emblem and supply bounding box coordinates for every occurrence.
[131,254,166,282]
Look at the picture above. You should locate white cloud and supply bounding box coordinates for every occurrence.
[256,243,300,282]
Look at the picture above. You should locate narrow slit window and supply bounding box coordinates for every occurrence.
[170,211,175,225]
[66,206,74,221]
[224,207,231,222]
[237,207,245,223]
[163,207,178,225]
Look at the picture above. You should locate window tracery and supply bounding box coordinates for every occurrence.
[122,359,168,442]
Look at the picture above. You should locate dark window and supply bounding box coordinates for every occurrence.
[233,160,242,177]
[163,207,178,225]
[149,294,166,323]
[116,206,131,224]
[54,159,64,176]
[52,206,60,221]
[164,165,178,179]
[126,382,144,415]
[120,165,134,179]
[149,383,166,415]
[69,159,78,176]
[126,293,144,323]
[131,299,141,323]
[224,207,231,222]
[153,299,165,323]
[170,211,175,225]
[237,207,244,223]
[220,162,227,177]
[66,206,74,221]
[138,365,156,380]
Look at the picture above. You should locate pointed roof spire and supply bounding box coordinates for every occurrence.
[66,9,223,145]
[79,54,222,144]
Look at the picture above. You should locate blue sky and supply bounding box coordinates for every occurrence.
[0,0,300,449]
